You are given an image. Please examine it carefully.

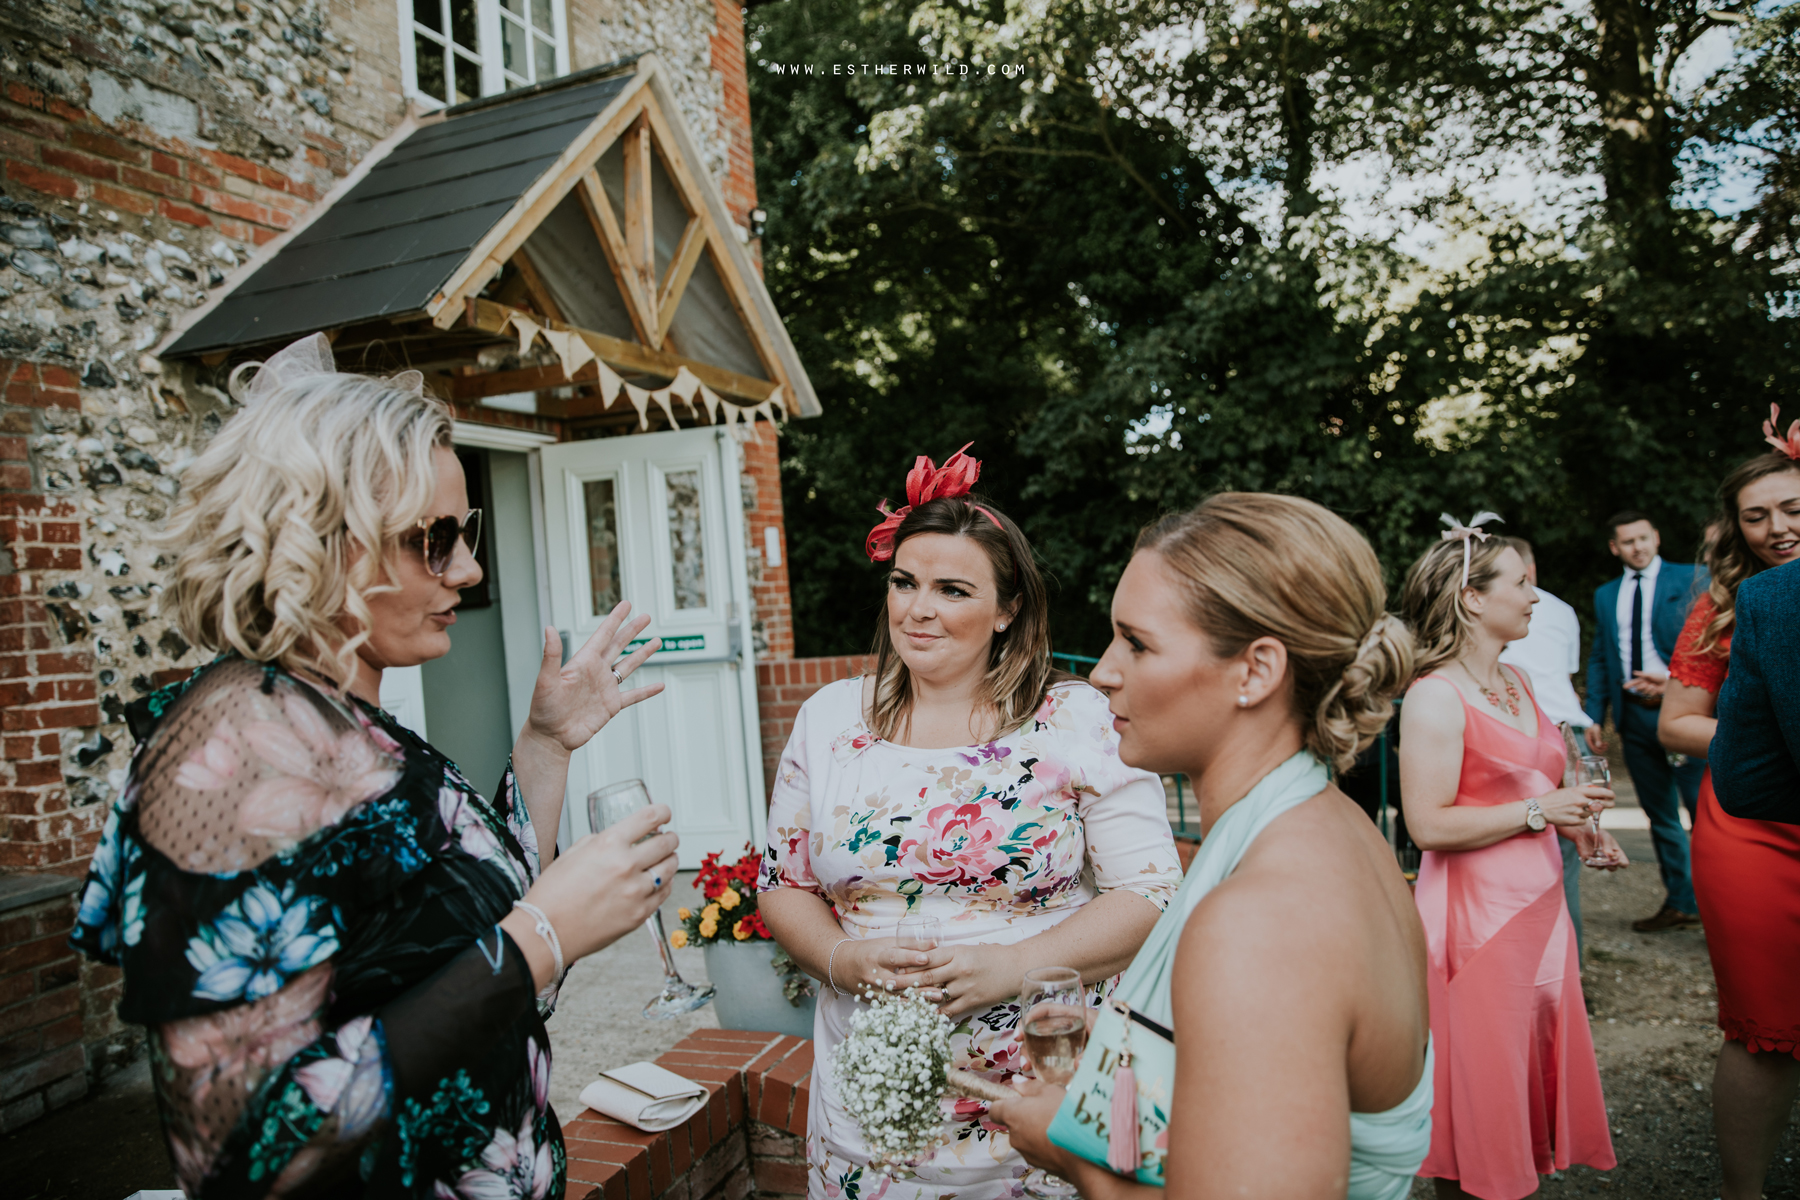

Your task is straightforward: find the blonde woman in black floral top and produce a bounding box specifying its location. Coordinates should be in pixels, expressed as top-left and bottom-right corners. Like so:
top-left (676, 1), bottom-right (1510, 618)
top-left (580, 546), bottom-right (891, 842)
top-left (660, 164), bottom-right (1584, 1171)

top-left (72, 335), bottom-right (674, 1198)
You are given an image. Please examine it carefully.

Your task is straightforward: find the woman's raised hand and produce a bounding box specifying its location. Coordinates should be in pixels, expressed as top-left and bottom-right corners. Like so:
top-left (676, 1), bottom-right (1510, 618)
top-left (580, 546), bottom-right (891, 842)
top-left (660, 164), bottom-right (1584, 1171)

top-left (515, 804), bottom-right (680, 972)
top-left (1539, 784), bottom-right (1613, 827)
top-left (524, 602), bottom-right (666, 756)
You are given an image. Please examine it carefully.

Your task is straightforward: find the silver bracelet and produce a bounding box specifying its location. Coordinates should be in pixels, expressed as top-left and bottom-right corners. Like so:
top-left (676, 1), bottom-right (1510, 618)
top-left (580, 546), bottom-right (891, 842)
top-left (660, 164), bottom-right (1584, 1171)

top-left (826, 937), bottom-right (853, 997)
top-left (512, 901), bottom-right (564, 1001)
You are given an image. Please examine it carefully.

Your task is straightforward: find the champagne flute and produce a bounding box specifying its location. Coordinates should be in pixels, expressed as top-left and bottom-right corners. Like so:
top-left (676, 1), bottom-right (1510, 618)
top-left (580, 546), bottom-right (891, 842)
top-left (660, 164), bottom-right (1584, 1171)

top-left (1578, 754), bottom-right (1611, 866)
top-left (1019, 966), bottom-right (1087, 1199)
top-left (588, 779), bottom-right (716, 1019)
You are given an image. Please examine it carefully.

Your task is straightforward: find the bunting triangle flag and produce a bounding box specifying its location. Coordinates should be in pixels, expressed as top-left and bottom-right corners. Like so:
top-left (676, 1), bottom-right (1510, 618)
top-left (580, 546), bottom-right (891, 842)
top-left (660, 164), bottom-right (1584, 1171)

top-left (623, 383), bottom-right (652, 431)
top-left (668, 367), bottom-right (702, 404)
top-left (509, 314), bottom-right (542, 358)
top-left (651, 385), bottom-right (680, 429)
top-left (562, 332), bottom-right (597, 377)
top-left (765, 385), bottom-right (788, 418)
top-left (697, 385), bottom-right (723, 424)
top-left (595, 360), bottom-right (623, 408)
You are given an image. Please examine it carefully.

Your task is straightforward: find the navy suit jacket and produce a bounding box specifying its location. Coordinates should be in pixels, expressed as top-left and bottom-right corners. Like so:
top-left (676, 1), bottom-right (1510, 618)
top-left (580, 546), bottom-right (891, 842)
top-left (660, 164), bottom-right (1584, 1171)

top-left (1584, 561), bottom-right (1708, 727)
top-left (1711, 561), bottom-right (1800, 823)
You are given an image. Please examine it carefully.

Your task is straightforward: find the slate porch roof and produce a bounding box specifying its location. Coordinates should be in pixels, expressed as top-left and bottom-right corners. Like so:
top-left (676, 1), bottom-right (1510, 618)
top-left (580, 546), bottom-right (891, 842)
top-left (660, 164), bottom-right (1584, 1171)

top-left (165, 65), bottom-right (637, 357)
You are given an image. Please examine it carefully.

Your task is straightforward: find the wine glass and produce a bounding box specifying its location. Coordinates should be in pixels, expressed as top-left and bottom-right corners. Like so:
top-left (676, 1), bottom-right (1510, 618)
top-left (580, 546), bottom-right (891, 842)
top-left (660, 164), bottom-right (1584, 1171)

top-left (1578, 754), bottom-right (1610, 866)
top-left (587, 779), bottom-right (716, 1019)
top-left (1019, 966), bottom-right (1087, 1199)
top-left (897, 916), bottom-right (941, 953)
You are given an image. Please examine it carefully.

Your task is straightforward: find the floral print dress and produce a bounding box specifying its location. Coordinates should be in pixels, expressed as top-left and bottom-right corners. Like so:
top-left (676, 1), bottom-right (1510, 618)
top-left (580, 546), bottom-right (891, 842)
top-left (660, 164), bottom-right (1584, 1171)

top-left (71, 655), bottom-right (564, 1199)
top-left (760, 678), bottom-right (1182, 1200)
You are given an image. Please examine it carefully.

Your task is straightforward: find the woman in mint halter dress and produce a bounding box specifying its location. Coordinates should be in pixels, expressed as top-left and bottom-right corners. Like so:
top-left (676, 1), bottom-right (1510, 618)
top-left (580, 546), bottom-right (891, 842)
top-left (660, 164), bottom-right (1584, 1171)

top-left (993, 494), bottom-right (1434, 1199)
top-left (1399, 523), bottom-right (1624, 1200)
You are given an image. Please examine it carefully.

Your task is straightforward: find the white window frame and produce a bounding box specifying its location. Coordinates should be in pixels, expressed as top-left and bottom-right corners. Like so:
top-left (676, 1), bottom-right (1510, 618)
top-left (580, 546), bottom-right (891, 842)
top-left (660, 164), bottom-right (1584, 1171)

top-left (397, 0), bottom-right (571, 110)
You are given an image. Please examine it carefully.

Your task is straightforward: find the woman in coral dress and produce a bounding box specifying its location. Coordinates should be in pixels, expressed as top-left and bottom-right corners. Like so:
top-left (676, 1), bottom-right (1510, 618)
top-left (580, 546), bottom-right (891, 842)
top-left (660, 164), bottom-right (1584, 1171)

top-left (1400, 518), bottom-right (1623, 1199)
top-left (1658, 431), bottom-right (1800, 1200)
top-left (759, 447), bottom-right (1181, 1199)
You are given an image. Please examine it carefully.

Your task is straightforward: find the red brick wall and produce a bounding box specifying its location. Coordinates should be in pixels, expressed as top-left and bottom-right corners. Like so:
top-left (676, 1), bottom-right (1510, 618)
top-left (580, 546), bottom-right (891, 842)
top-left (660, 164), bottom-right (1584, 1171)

top-left (562, 1028), bottom-right (810, 1200)
top-left (709, 0), bottom-right (759, 231)
top-left (742, 434), bottom-right (793, 662)
top-left (754, 657), bottom-right (870, 799)
top-left (0, 890), bottom-right (94, 1132)
top-left (2, 78), bottom-right (339, 246)
top-left (0, 362), bottom-right (98, 877)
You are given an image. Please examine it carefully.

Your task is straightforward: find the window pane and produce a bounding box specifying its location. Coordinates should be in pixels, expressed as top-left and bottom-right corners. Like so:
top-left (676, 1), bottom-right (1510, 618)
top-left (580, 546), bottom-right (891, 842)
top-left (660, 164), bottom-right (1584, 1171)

top-left (451, 50), bottom-right (478, 104)
top-left (413, 0), bottom-right (442, 32)
top-left (450, 0), bottom-right (478, 51)
top-left (502, 0), bottom-right (523, 13)
top-left (501, 16), bottom-right (524, 74)
top-left (530, 0), bottom-right (552, 32)
top-left (583, 479), bottom-right (622, 617)
top-left (414, 33), bottom-right (447, 103)
top-left (534, 34), bottom-right (555, 82)
top-left (666, 470), bottom-right (707, 610)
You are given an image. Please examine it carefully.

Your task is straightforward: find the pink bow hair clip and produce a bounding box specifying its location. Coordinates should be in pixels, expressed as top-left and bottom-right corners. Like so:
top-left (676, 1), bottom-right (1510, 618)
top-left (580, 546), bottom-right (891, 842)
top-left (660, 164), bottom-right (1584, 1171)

top-left (1440, 510), bottom-right (1503, 589)
top-left (226, 331), bottom-right (425, 409)
top-left (1764, 404), bottom-right (1800, 461)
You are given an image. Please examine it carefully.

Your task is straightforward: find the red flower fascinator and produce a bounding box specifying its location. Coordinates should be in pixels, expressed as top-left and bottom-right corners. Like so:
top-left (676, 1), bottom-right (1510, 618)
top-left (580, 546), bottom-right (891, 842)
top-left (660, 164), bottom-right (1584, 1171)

top-left (865, 442), bottom-right (1002, 561)
top-left (1764, 404), bottom-right (1800, 461)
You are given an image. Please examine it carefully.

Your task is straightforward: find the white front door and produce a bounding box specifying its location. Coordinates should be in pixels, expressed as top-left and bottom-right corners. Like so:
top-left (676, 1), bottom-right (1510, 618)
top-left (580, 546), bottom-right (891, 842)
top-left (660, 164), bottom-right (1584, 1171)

top-left (539, 426), bottom-right (762, 860)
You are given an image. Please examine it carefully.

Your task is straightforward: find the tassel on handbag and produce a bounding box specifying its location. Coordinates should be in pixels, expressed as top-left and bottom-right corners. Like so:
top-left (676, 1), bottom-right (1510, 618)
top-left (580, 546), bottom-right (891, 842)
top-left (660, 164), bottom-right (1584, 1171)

top-left (1106, 1044), bottom-right (1138, 1173)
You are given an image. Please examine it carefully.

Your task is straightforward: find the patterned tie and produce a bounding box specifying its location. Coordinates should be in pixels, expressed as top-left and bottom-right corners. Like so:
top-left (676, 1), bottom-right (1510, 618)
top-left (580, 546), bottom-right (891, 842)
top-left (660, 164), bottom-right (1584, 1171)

top-left (1629, 571), bottom-right (1644, 677)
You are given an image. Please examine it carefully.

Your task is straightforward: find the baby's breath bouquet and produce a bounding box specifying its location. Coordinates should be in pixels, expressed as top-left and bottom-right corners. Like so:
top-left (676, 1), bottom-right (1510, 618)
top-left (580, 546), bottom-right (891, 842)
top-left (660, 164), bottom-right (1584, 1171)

top-left (832, 988), bottom-right (953, 1174)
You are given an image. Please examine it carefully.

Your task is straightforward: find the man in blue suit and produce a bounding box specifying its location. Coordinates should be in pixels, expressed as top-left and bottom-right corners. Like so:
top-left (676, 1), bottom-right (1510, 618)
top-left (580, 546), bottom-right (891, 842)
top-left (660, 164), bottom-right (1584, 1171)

top-left (1584, 510), bottom-right (1709, 931)
top-left (1712, 560), bottom-right (1800, 824)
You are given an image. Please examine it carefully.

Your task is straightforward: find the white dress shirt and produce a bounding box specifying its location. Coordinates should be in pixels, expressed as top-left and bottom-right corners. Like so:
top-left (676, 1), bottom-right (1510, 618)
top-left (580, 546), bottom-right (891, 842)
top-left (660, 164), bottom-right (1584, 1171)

top-left (1501, 586), bottom-right (1591, 728)
top-left (1613, 556), bottom-right (1670, 682)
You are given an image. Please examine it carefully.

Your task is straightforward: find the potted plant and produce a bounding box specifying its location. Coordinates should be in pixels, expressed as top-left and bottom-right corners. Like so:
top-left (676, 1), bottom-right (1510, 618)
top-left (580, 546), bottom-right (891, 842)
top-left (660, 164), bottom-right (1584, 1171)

top-left (670, 844), bottom-right (816, 1038)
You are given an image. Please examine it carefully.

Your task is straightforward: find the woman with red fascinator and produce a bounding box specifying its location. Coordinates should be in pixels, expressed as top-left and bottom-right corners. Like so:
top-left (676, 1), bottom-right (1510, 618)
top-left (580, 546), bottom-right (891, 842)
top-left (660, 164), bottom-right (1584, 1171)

top-left (758, 445), bottom-right (1182, 1199)
top-left (1658, 407), bottom-right (1800, 1200)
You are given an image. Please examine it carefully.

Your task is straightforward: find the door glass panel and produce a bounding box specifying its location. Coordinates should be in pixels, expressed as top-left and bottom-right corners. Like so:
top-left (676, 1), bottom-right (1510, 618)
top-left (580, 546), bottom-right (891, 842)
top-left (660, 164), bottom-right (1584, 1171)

top-left (665, 470), bottom-right (707, 609)
top-left (583, 478), bottom-right (622, 616)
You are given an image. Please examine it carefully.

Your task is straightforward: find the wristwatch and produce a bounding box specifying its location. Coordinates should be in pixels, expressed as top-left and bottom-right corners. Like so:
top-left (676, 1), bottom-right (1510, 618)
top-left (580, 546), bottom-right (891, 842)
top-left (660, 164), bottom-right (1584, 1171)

top-left (1524, 796), bottom-right (1547, 832)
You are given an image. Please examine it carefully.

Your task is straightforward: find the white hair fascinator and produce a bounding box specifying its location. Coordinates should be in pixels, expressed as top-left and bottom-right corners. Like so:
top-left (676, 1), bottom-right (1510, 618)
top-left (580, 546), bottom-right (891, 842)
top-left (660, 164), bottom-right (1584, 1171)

top-left (226, 331), bottom-right (425, 406)
top-left (1439, 511), bottom-right (1503, 589)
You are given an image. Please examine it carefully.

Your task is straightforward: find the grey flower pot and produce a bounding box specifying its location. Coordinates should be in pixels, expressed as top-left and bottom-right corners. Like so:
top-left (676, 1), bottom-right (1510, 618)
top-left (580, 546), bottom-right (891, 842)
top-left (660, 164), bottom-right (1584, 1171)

top-left (702, 940), bottom-right (817, 1039)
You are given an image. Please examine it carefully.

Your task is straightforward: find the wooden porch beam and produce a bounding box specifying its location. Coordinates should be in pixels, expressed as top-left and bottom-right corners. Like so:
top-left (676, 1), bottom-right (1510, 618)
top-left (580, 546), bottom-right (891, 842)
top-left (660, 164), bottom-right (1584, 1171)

top-left (460, 298), bottom-right (778, 404)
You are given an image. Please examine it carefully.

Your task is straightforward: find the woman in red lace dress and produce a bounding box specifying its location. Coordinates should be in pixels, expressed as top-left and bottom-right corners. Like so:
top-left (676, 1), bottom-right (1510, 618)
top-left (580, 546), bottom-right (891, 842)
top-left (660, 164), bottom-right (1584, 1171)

top-left (1659, 430), bottom-right (1800, 1200)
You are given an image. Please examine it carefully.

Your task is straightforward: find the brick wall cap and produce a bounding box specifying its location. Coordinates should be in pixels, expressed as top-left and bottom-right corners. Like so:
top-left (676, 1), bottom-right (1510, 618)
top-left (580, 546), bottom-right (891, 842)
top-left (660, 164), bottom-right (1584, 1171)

top-left (0, 872), bottom-right (81, 915)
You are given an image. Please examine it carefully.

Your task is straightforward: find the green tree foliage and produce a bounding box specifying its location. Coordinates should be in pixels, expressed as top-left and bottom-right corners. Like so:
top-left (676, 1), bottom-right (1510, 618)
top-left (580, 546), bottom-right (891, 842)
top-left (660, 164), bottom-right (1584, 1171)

top-left (749, 0), bottom-right (1799, 658)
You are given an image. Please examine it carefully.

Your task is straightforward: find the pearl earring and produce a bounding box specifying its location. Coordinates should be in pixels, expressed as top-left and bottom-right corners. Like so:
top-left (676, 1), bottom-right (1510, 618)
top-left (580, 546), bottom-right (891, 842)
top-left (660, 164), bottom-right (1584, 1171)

top-left (1238, 695), bottom-right (1248, 707)
top-left (997, 623), bottom-right (1007, 631)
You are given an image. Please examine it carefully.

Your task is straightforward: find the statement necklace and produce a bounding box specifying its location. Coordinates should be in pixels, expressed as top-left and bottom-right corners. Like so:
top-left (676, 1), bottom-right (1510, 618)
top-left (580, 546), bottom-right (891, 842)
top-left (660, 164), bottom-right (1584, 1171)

top-left (1469, 667), bottom-right (1521, 717)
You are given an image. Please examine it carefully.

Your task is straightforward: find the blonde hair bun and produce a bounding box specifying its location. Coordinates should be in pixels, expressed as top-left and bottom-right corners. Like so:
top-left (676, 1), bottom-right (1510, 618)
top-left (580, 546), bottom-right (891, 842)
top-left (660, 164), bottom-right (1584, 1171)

top-left (1137, 493), bottom-right (1416, 773)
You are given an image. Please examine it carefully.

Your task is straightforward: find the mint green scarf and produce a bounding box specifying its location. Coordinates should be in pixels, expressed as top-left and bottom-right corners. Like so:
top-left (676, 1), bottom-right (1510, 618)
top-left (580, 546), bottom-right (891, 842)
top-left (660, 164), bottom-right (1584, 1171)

top-left (1117, 751), bottom-right (1432, 1200)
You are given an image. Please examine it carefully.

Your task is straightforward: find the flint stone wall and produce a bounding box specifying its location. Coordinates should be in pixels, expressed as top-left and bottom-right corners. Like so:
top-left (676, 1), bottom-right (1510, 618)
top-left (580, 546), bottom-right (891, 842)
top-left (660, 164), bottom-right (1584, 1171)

top-left (0, 0), bottom-right (758, 1131)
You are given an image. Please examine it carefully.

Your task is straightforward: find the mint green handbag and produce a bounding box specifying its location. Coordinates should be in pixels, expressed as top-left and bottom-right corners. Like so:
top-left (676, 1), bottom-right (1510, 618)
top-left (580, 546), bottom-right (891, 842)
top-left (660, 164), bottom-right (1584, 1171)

top-left (1044, 996), bottom-right (1176, 1184)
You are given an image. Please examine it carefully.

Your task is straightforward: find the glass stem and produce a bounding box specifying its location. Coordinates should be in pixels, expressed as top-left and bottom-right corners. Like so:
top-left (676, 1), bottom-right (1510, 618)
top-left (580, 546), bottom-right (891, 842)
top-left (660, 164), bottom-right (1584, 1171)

top-left (646, 910), bottom-right (683, 982)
